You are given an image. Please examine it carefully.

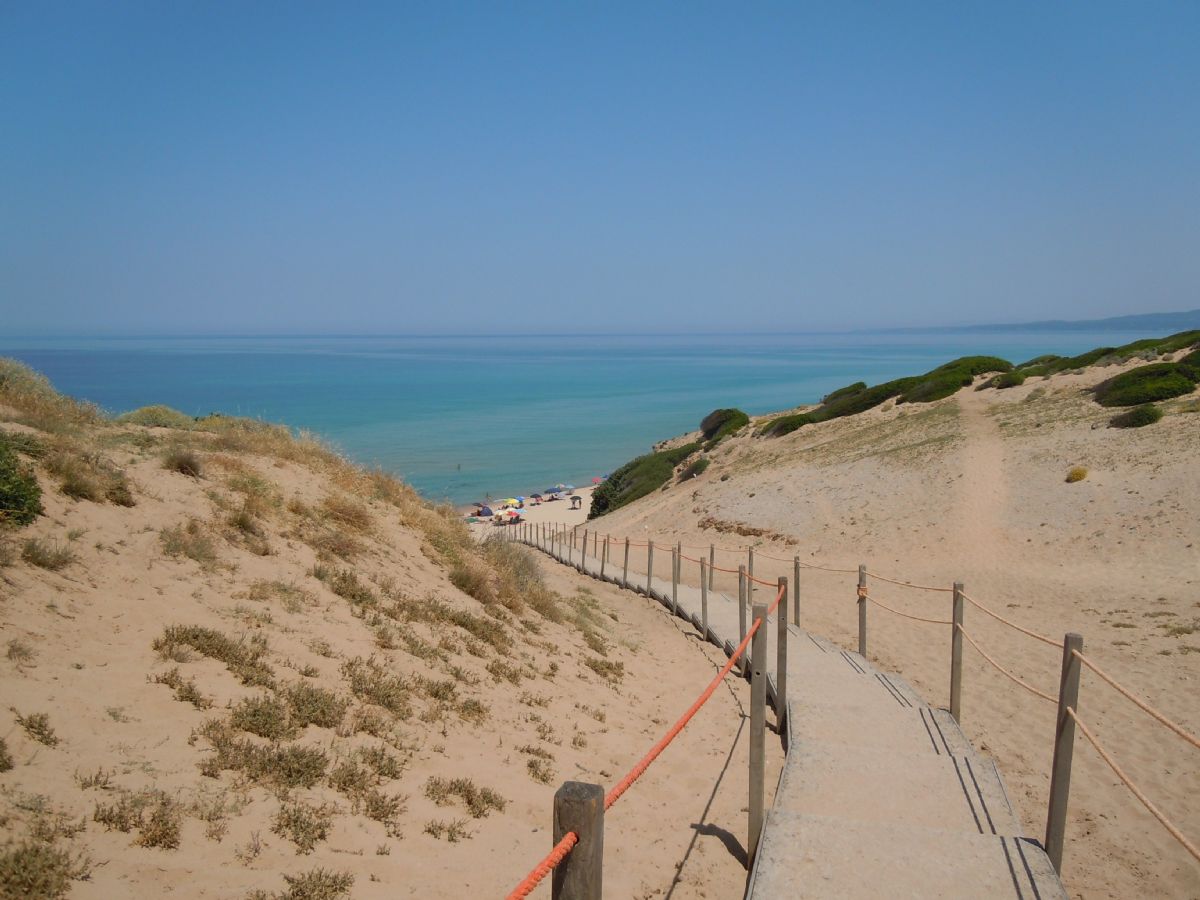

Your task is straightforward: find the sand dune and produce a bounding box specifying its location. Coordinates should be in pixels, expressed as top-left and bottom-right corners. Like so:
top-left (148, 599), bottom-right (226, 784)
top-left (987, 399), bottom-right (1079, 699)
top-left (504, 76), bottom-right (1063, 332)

top-left (0, 378), bottom-right (779, 899)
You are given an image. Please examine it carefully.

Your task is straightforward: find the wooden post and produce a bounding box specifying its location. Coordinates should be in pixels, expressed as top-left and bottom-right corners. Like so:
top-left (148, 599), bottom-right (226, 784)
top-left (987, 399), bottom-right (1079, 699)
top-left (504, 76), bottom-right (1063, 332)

top-left (776, 577), bottom-right (788, 727)
top-left (748, 602), bottom-right (768, 863)
top-left (581, 530), bottom-right (588, 566)
top-left (700, 559), bottom-right (709, 641)
top-left (748, 547), bottom-right (754, 605)
top-left (1045, 633), bottom-right (1084, 874)
top-left (622, 538), bottom-right (630, 589)
top-left (552, 781), bottom-right (604, 900)
top-left (738, 565), bottom-right (748, 676)
top-left (600, 535), bottom-right (607, 579)
top-left (671, 543), bottom-right (679, 615)
top-left (791, 558), bottom-right (800, 628)
top-left (646, 542), bottom-right (654, 593)
top-left (593, 531), bottom-right (598, 557)
top-left (857, 564), bottom-right (868, 658)
top-left (950, 582), bottom-right (965, 722)
top-left (708, 544), bottom-right (715, 591)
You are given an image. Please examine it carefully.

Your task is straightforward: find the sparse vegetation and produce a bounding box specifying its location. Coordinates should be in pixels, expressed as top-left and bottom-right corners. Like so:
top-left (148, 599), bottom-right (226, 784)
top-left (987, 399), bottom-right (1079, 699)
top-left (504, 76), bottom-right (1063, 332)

top-left (230, 694), bottom-right (296, 740)
top-left (20, 539), bottom-right (75, 571)
top-left (246, 869), bottom-right (353, 900)
top-left (679, 457), bottom-right (710, 481)
top-left (0, 737), bottom-right (12, 772)
top-left (1065, 466), bottom-right (1089, 484)
top-left (93, 790), bottom-right (182, 849)
top-left (43, 444), bottom-right (133, 506)
top-left (163, 447), bottom-right (203, 477)
top-left (341, 656), bottom-right (413, 718)
top-left (13, 711), bottom-right (59, 747)
top-left (194, 720), bottom-right (328, 788)
top-left (423, 777), bottom-right (506, 818)
top-left (526, 757), bottom-right (555, 784)
top-left (584, 656), bottom-right (625, 683)
top-left (424, 818), bottom-right (469, 842)
top-left (272, 800), bottom-right (336, 854)
top-left (152, 667), bottom-right (213, 709)
top-left (154, 625), bottom-right (275, 687)
top-left (285, 683), bottom-right (348, 730)
top-left (160, 519), bottom-right (219, 567)
top-left (7, 638), bottom-right (36, 667)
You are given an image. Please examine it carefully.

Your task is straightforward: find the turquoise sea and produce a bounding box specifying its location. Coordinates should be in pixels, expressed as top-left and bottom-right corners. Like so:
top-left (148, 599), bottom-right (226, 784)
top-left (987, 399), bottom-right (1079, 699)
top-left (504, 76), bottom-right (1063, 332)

top-left (0, 331), bottom-right (1150, 505)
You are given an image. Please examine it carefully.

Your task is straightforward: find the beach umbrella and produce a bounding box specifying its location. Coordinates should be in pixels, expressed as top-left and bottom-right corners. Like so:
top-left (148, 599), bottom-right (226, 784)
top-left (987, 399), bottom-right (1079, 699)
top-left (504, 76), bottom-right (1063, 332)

top-left (479, 506), bottom-right (493, 516)
top-left (530, 493), bottom-right (543, 499)
top-left (516, 496), bottom-right (525, 502)
top-left (591, 477), bottom-right (601, 484)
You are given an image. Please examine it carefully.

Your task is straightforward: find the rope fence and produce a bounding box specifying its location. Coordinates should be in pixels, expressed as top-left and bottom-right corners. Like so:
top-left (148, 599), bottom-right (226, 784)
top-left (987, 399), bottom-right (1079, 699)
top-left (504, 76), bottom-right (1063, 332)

top-left (956, 625), bottom-right (1057, 704)
top-left (1073, 650), bottom-right (1200, 751)
top-left (1067, 708), bottom-right (1200, 864)
top-left (516, 521), bottom-right (1200, 892)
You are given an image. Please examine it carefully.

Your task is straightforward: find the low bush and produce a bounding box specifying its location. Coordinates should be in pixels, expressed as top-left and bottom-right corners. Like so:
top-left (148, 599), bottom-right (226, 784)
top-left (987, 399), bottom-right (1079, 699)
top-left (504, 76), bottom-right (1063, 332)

top-left (588, 442), bottom-right (699, 517)
top-left (43, 446), bottom-right (134, 506)
top-left (272, 801), bottom-right (336, 854)
top-left (1094, 363), bottom-right (1196, 407)
top-left (160, 520), bottom-right (219, 567)
top-left (285, 683), bottom-right (348, 730)
top-left (230, 694), bottom-right (296, 741)
top-left (995, 371), bottom-right (1026, 389)
top-left (1065, 466), bottom-right (1088, 483)
top-left (822, 381), bottom-right (866, 404)
top-left (0, 441), bottom-right (43, 527)
top-left (678, 457), bottom-right (710, 481)
top-left (1110, 404), bottom-right (1163, 429)
top-left (246, 869), bottom-right (353, 900)
top-left (699, 408), bottom-right (749, 447)
top-left (0, 841), bottom-right (78, 899)
top-left (117, 405), bottom-right (195, 428)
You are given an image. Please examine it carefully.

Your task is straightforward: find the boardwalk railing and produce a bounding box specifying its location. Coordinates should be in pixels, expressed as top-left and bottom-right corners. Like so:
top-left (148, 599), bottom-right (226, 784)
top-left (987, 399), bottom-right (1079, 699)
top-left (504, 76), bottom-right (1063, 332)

top-left (502, 520), bottom-right (1199, 895)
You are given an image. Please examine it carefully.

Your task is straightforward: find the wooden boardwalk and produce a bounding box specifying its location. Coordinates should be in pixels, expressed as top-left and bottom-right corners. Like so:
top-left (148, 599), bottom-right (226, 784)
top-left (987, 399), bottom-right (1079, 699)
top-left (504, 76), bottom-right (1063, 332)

top-left (518, 530), bottom-right (1068, 899)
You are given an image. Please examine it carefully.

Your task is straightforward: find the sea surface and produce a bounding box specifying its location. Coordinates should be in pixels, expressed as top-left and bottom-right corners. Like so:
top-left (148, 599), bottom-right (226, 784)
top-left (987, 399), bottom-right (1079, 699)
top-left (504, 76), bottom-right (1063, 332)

top-left (0, 330), bottom-right (1151, 504)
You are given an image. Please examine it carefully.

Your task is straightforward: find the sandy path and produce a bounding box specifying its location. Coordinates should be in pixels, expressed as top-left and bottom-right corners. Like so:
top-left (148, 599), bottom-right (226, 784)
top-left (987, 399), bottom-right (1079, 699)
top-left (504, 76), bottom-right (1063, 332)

top-left (954, 391), bottom-right (1009, 563)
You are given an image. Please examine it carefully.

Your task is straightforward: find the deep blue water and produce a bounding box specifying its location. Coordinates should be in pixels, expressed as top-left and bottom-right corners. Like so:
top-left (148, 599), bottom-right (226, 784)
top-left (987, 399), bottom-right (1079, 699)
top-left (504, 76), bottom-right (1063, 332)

top-left (0, 331), bottom-right (1149, 504)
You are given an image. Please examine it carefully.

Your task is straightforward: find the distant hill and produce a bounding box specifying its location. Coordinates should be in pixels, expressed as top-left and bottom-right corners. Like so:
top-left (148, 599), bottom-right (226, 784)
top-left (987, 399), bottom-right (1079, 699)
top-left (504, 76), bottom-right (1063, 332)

top-left (890, 308), bottom-right (1200, 334)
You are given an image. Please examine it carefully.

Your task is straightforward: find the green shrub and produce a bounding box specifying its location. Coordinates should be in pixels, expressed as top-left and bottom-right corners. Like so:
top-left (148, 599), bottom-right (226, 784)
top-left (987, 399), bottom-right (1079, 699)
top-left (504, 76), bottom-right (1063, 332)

top-left (994, 371), bottom-right (1026, 389)
top-left (0, 442), bottom-right (42, 527)
top-left (1177, 348), bottom-right (1200, 379)
top-left (1065, 466), bottom-right (1088, 483)
top-left (1094, 363), bottom-right (1196, 407)
top-left (230, 694), bottom-right (296, 741)
top-left (588, 442), bottom-right (699, 518)
top-left (679, 458), bottom-right (710, 480)
top-left (117, 406), bottom-right (195, 428)
top-left (698, 408), bottom-right (749, 445)
top-left (761, 412), bottom-right (816, 437)
top-left (246, 869), bottom-right (353, 900)
top-left (822, 381), bottom-right (866, 404)
top-left (1110, 404), bottom-right (1163, 429)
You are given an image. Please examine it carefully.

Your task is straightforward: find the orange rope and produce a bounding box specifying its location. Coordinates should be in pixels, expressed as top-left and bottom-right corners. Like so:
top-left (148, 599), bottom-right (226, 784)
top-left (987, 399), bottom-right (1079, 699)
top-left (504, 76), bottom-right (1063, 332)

top-left (957, 626), bottom-right (1056, 704)
top-left (1073, 651), bottom-right (1200, 751)
top-left (1067, 708), bottom-right (1200, 863)
top-left (505, 832), bottom-right (579, 899)
top-left (867, 596), bottom-right (952, 626)
top-left (865, 570), bottom-right (953, 592)
top-left (961, 593), bottom-right (1058, 648)
top-left (605, 614), bottom-right (762, 809)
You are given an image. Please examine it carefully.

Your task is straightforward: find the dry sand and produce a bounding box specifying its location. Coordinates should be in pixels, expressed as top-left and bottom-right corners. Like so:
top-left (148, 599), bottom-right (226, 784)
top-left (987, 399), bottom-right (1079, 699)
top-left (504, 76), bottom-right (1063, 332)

top-left (588, 356), bottom-right (1200, 899)
top-left (0, 420), bottom-right (780, 898)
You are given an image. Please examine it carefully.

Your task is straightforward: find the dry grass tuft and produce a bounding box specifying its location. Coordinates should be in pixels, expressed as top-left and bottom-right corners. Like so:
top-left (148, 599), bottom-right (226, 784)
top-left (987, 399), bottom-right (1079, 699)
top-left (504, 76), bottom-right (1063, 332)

top-left (163, 448), bottom-right (203, 478)
top-left (93, 790), bottom-right (183, 849)
top-left (152, 667), bottom-right (213, 709)
top-left (20, 538), bottom-right (75, 571)
top-left (423, 777), bottom-right (506, 818)
top-left (340, 656), bottom-right (412, 719)
top-left (160, 519), bottom-right (219, 568)
top-left (1065, 466), bottom-right (1089, 483)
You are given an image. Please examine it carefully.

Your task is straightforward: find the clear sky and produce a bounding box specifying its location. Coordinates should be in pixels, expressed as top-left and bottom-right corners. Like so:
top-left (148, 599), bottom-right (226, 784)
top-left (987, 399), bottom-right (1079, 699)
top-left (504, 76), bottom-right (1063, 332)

top-left (2, 2), bottom-right (1197, 334)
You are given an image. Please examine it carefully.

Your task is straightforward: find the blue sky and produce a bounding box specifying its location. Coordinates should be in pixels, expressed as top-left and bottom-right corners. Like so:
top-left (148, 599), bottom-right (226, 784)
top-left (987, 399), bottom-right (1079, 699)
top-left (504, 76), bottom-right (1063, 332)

top-left (2, 2), bottom-right (1197, 334)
